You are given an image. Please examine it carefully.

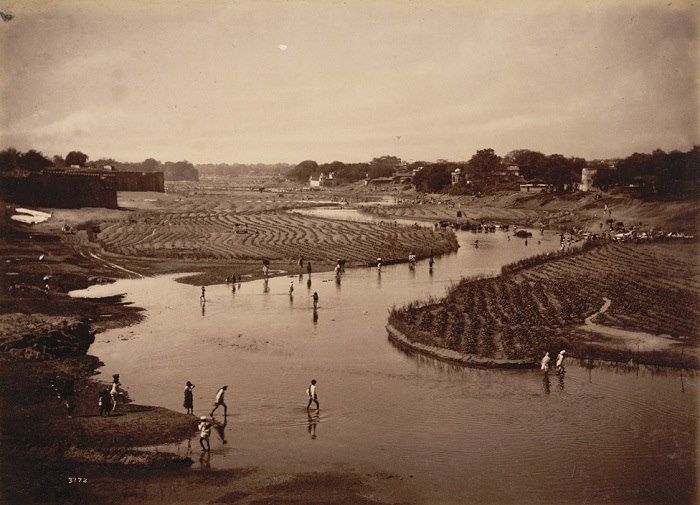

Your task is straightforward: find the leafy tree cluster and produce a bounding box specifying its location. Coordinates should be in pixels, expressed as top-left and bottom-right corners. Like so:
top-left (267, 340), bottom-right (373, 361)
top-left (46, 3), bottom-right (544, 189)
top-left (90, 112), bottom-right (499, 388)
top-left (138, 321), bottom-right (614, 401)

top-left (593, 147), bottom-right (698, 195)
top-left (0, 148), bottom-right (54, 173)
top-left (91, 157), bottom-right (198, 181)
top-left (503, 149), bottom-right (586, 191)
top-left (288, 156), bottom-right (403, 183)
top-left (413, 163), bottom-right (459, 193)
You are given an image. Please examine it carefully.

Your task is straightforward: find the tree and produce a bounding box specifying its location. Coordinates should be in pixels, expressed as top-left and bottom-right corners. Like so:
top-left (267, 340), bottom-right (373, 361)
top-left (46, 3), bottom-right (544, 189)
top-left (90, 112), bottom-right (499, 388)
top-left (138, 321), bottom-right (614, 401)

top-left (370, 155), bottom-right (402, 168)
top-left (19, 149), bottom-right (53, 171)
top-left (0, 148), bottom-right (21, 173)
top-left (141, 158), bottom-right (161, 172)
top-left (413, 164), bottom-right (452, 193)
top-left (52, 155), bottom-right (66, 168)
top-left (288, 160), bottom-right (319, 181)
top-left (65, 151), bottom-right (89, 167)
top-left (504, 149), bottom-right (548, 181)
top-left (163, 160), bottom-right (198, 181)
top-left (467, 149), bottom-right (502, 187)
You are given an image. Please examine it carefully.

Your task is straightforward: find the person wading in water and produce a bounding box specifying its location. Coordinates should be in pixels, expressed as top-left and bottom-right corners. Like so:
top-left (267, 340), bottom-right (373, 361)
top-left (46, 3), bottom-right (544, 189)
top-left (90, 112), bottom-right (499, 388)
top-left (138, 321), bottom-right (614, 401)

top-left (306, 379), bottom-right (319, 411)
top-left (210, 385), bottom-right (228, 417)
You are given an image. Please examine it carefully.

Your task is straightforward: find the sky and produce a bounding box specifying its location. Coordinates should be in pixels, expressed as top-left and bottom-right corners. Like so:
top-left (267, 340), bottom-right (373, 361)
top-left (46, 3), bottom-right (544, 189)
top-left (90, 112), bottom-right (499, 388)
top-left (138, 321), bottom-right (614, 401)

top-left (0, 0), bottom-right (697, 164)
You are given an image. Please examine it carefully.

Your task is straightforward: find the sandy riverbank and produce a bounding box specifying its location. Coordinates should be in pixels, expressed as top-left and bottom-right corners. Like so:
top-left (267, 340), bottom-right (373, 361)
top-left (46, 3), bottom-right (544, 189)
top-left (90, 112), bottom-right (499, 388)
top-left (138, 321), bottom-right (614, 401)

top-left (360, 191), bottom-right (699, 232)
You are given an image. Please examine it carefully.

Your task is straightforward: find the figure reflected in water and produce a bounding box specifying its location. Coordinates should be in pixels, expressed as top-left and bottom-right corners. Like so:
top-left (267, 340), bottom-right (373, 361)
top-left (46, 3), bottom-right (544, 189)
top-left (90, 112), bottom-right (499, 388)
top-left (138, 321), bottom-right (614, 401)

top-left (312, 308), bottom-right (318, 325)
top-left (213, 417), bottom-right (228, 445)
top-left (201, 302), bottom-right (206, 318)
top-left (307, 411), bottom-right (319, 440)
top-left (198, 448), bottom-right (211, 469)
top-left (542, 373), bottom-right (551, 395)
top-left (307, 277), bottom-right (312, 290)
top-left (335, 275), bottom-right (341, 289)
top-left (558, 369), bottom-right (566, 391)
top-left (263, 278), bottom-right (269, 293)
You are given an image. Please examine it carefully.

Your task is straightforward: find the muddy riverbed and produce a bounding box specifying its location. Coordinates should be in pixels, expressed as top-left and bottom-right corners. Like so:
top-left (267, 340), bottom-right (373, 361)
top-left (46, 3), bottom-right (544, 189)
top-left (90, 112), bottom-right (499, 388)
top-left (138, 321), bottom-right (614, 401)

top-left (71, 211), bottom-right (696, 504)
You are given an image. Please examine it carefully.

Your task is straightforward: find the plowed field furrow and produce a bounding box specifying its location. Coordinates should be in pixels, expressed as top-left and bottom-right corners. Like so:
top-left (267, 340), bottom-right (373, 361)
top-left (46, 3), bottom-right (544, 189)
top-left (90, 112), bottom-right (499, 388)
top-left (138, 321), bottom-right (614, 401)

top-left (394, 242), bottom-right (699, 362)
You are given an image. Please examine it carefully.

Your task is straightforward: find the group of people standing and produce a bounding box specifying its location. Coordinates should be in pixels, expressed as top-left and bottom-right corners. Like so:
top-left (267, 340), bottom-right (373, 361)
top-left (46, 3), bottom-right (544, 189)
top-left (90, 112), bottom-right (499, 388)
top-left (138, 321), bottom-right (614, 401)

top-left (188, 381), bottom-right (319, 452)
top-left (540, 350), bottom-right (567, 374)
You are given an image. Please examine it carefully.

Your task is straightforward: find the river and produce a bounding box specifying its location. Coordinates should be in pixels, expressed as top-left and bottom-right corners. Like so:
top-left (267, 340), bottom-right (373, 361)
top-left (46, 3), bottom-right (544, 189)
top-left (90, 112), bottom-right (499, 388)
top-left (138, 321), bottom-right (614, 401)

top-left (71, 207), bottom-right (696, 504)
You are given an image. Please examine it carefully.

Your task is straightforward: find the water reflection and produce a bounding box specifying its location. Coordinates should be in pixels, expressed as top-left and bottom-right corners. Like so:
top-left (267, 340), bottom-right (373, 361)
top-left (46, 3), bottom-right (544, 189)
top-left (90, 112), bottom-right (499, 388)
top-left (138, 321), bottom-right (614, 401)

top-left (201, 301), bottom-right (206, 318)
top-left (77, 217), bottom-right (695, 505)
top-left (198, 450), bottom-right (211, 470)
top-left (542, 373), bottom-right (551, 395)
top-left (312, 308), bottom-right (318, 325)
top-left (557, 369), bottom-right (566, 391)
top-left (213, 417), bottom-right (228, 445)
top-left (307, 411), bottom-right (319, 440)
top-left (263, 278), bottom-right (269, 293)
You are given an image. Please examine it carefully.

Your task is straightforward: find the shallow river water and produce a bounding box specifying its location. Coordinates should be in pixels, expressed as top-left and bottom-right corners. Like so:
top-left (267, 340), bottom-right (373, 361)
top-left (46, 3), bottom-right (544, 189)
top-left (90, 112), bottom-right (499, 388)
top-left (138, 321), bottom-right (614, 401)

top-left (71, 208), bottom-right (696, 504)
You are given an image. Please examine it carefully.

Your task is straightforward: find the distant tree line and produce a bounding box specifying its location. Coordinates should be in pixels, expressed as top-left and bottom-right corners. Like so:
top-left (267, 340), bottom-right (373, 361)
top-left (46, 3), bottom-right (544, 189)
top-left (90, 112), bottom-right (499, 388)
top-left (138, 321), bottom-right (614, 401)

top-left (0, 148), bottom-right (199, 181)
top-left (288, 156), bottom-right (404, 183)
top-left (197, 163), bottom-right (293, 178)
top-left (592, 147), bottom-right (698, 195)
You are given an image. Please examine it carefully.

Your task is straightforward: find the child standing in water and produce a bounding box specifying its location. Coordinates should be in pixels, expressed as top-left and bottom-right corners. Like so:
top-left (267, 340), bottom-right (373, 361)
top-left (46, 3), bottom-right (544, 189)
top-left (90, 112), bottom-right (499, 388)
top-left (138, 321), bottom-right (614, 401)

top-left (311, 291), bottom-right (319, 309)
top-left (200, 286), bottom-right (206, 302)
top-left (540, 352), bottom-right (550, 373)
top-left (289, 280), bottom-right (294, 295)
top-left (198, 416), bottom-right (211, 452)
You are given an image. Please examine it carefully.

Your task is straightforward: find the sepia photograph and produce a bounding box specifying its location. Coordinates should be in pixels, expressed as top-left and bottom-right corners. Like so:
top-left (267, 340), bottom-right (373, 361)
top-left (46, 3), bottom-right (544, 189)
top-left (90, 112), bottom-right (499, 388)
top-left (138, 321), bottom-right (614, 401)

top-left (0, 1), bottom-right (697, 504)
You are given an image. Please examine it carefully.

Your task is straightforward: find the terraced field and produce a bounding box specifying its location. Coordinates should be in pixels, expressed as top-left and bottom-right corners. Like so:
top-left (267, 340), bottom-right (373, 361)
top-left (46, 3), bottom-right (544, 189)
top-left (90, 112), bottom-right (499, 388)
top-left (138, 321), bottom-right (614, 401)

top-left (390, 241), bottom-right (699, 367)
top-left (94, 207), bottom-right (458, 264)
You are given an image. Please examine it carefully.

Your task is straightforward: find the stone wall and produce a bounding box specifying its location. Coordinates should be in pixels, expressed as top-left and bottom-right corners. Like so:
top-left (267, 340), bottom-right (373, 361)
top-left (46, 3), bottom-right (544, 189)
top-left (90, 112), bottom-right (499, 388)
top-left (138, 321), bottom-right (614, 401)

top-left (113, 171), bottom-right (164, 192)
top-left (0, 173), bottom-right (118, 209)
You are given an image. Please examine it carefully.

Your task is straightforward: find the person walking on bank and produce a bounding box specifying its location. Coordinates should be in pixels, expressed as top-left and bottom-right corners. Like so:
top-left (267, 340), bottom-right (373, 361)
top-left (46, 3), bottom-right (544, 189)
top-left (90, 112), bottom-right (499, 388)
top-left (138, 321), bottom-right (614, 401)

top-left (210, 385), bottom-right (228, 417)
top-left (198, 416), bottom-right (211, 452)
top-left (306, 379), bottom-right (319, 411)
top-left (98, 388), bottom-right (112, 416)
top-left (556, 350), bottom-right (567, 372)
top-left (184, 381), bottom-right (195, 415)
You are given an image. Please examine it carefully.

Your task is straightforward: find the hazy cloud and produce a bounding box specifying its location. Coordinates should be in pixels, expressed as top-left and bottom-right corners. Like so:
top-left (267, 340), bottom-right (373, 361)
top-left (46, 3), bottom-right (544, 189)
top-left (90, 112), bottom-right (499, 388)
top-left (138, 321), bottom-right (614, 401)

top-left (0, 0), bottom-right (696, 163)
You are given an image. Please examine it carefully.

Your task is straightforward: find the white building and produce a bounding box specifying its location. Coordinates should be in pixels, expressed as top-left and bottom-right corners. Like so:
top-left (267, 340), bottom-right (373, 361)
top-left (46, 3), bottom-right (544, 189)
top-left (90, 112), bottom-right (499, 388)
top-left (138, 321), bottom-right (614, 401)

top-left (580, 167), bottom-right (597, 192)
top-left (309, 172), bottom-right (336, 188)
